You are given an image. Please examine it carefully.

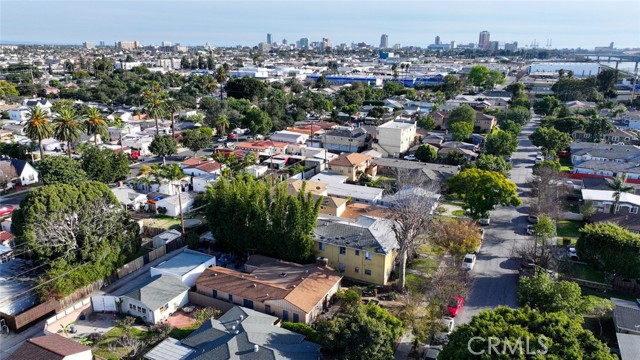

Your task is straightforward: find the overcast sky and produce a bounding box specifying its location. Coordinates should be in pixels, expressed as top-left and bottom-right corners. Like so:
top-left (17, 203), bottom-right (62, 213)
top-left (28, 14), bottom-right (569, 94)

top-left (1, 0), bottom-right (639, 49)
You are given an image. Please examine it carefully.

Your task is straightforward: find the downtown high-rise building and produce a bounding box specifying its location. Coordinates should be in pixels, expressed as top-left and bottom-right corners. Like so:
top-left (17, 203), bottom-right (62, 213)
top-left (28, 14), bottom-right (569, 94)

top-left (435, 35), bottom-right (441, 45)
top-left (479, 31), bottom-right (491, 50)
top-left (297, 37), bottom-right (309, 49)
top-left (380, 34), bottom-right (389, 48)
top-left (267, 33), bottom-right (272, 45)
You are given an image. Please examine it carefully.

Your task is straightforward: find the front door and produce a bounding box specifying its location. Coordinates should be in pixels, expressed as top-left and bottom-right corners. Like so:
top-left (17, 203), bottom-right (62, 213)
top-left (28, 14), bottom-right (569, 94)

top-left (283, 310), bottom-right (289, 321)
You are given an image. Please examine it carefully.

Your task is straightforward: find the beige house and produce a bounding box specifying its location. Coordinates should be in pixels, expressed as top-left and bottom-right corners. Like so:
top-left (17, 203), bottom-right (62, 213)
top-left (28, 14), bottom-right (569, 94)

top-left (375, 120), bottom-right (417, 156)
top-left (286, 179), bottom-right (348, 216)
top-left (195, 256), bottom-right (342, 324)
top-left (327, 153), bottom-right (376, 182)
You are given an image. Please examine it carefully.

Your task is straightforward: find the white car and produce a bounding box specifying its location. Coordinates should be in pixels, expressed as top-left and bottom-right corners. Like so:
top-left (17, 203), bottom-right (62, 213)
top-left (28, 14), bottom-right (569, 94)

top-left (433, 317), bottom-right (455, 345)
top-left (526, 225), bottom-right (536, 235)
top-left (462, 254), bottom-right (476, 270)
top-left (404, 154), bottom-right (416, 161)
top-left (568, 245), bottom-right (579, 260)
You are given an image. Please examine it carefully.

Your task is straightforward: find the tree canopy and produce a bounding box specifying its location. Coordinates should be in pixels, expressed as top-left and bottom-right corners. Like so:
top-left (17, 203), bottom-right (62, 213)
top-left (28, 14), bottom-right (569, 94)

top-left (577, 222), bottom-right (640, 279)
top-left (517, 269), bottom-right (585, 315)
top-left (80, 146), bottom-right (130, 183)
top-left (181, 127), bottom-right (212, 156)
top-left (467, 154), bottom-right (511, 177)
top-left (447, 168), bottom-right (521, 219)
top-left (432, 218), bottom-right (481, 258)
top-left (484, 130), bottom-right (518, 157)
top-left (439, 306), bottom-right (615, 360)
top-left (414, 144), bottom-right (438, 163)
top-left (37, 156), bottom-right (87, 185)
top-left (528, 126), bottom-right (572, 157)
top-left (149, 134), bottom-right (177, 165)
top-left (241, 107), bottom-right (273, 134)
top-left (225, 77), bottom-right (267, 101)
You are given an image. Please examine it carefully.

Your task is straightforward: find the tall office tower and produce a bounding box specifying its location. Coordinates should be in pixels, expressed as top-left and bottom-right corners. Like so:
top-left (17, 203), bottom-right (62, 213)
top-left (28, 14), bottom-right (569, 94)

top-left (479, 31), bottom-right (491, 50)
top-left (267, 33), bottom-right (272, 45)
top-left (450, 41), bottom-right (456, 49)
top-left (162, 41), bottom-right (172, 47)
top-left (83, 42), bottom-right (95, 49)
top-left (99, 41), bottom-right (105, 47)
top-left (298, 37), bottom-right (309, 49)
top-left (380, 34), bottom-right (389, 48)
top-left (435, 36), bottom-right (441, 45)
top-left (321, 38), bottom-right (332, 50)
top-left (282, 39), bottom-right (288, 45)
top-left (117, 41), bottom-right (137, 50)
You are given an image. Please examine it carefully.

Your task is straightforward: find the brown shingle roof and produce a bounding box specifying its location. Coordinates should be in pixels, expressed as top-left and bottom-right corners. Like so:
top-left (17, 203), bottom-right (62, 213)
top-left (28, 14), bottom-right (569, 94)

top-left (8, 334), bottom-right (91, 360)
top-left (329, 153), bottom-right (371, 167)
top-left (194, 161), bottom-right (222, 173)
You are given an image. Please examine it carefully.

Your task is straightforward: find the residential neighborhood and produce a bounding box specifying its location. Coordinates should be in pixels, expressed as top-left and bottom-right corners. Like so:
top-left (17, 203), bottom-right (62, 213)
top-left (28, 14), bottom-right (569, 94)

top-left (0, 6), bottom-right (639, 359)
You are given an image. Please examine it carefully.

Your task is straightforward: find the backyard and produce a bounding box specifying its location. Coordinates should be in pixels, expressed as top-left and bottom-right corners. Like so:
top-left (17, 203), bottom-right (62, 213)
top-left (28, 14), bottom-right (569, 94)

top-left (556, 220), bottom-right (582, 238)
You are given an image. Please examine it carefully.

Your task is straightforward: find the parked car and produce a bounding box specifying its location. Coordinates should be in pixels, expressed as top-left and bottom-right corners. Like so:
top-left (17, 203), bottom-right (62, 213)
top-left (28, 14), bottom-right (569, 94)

top-left (227, 133), bottom-right (238, 140)
top-left (478, 217), bottom-right (490, 226)
top-left (526, 225), bottom-right (536, 235)
top-left (422, 347), bottom-right (441, 360)
top-left (217, 136), bottom-right (227, 142)
top-left (447, 296), bottom-right (464, 317)
top-left (527, 214), bottom-right (539, 224)
top-left (462, 254), bottom-right (476, 270)
top-left (568, 245), bottom-right (579, 260)
top-left (404, 154), bottom-right (416, 161)
top-left (0, 205), bottom-right (14, 217)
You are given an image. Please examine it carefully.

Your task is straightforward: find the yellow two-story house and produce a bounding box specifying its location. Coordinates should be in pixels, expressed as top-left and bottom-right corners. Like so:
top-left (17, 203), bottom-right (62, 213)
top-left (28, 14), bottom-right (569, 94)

top-left (327, 153), bottom-right (377, 183)
top-left (313, 215), bottom-right (398, 285)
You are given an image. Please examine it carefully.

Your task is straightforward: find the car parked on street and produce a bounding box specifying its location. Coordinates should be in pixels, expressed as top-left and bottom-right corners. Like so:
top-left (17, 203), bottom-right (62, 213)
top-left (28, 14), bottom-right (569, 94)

top-left (0, 205), bottom-right (14, 217)
top-left (527, 214), bottom-right (539, 224)
top-left (432, 317), bottom-right (455, 345)
top-left (526, 225), bottom-right (536, 235)
top-left (568, 245), bottom-right (579, 260)
top-left (403, 154), bottom-right (416, 161)
top-left (447, 296), bottom-right (464, 317)
top-left (462, 254), bottom-right (476, 270)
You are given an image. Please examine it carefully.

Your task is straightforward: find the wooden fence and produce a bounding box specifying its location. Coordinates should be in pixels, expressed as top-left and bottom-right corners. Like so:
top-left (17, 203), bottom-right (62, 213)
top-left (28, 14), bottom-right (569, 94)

top-left (116, 257), bottom-right (145, 279)
top-left (148, 246), bottom-right (166, 263)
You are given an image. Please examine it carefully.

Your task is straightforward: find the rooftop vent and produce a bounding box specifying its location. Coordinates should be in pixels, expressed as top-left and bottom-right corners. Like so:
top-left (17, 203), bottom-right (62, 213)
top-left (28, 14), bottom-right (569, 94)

top-left (254, 345), bottom-right (259, 352)
top-left (252, 284), bottom-right (257, 287)
top-left (280, 273), bottom-right (287, 278)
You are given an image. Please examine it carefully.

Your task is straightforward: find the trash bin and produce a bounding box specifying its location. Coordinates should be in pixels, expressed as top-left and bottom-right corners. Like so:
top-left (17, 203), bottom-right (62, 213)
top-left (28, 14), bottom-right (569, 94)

top-left (70, 324), bottom-right (77, 334)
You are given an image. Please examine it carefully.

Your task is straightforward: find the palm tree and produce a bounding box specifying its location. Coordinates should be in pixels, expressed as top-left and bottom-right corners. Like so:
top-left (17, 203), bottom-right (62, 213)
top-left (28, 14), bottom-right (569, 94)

top-left (165, 98), bottom-right (181, 141)
top-left (608, 174), bottom-right (634, 214)
top-left (83, 107), bottom-right (107, 146)
top-left (144, 95), bottom-right (166, 135)
top-left (24, 107), bottom-right (53, 160)
top-left (215, 67), bottom-right (227, 101)
top-left (53, 108), bottom-right (82, 158)
top-left (159, 164), bottom-right (186, 237)
top-left (215, 114), bottom-right (230, 136)
top-left (112, 115), bottom-right (125, 153)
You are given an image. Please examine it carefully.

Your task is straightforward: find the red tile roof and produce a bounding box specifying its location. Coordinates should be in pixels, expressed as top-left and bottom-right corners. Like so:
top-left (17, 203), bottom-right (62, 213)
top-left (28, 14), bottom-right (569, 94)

top-left (8, 334), bottom-right (91, 360)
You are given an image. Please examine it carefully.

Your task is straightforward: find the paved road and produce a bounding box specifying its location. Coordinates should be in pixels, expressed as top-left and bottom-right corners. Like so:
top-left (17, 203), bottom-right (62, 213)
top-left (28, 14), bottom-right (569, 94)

top-left (456, 117), bottom-right (540, 324)
top-left (0, 190), bottom-right (32, 209)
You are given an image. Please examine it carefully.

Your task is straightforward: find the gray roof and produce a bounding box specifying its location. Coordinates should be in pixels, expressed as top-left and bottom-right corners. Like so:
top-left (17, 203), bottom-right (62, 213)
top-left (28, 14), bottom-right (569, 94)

top-left (590, 213), bottom-right (640, 232)
top-left (324, 128), bottom-right (366, 138)
top-left (314, 215), bottom-right (398, 254)
top-left (153, 250), bottom-right (215, 277)
top-left (175, 306), bottom-right (320, 360)
top-left (0, 259), bottom-right (38, 315)
top-left (121, 275), bottom-right (189, 311)
top-left (574, 159), bottom-right (640, 173)
top-left (153, 229), bottom-right (182, 243)
top-left (617, 333), bottom-right (640, 360)
top-left (371, 158), bottom-right (459, 181)
top-left (612, 297), bottom-right (640, 333)
top-left (145, 337), bottom-right (194, 360)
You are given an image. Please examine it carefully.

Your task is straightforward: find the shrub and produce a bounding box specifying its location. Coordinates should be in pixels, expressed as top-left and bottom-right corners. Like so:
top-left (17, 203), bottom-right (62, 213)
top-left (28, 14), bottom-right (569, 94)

top-left (281, 322), bottom-right (319, 342)
top-left (157, 206), bottom-right (168, 215)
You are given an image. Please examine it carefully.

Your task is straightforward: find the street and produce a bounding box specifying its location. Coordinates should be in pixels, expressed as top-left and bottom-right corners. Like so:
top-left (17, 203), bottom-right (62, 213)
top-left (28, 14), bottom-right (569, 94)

top-left (456, 117), bottom-right (539, 324)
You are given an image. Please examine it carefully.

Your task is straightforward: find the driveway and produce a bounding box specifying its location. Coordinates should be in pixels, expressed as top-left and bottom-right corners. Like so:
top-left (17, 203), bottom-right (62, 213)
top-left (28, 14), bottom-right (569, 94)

top-left (456, 117), bottom-right (540, 324)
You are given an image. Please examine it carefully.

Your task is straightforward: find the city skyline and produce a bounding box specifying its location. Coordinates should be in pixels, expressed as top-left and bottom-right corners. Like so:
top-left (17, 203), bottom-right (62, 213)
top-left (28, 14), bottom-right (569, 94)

top-left (1, 0), bottom-right (639, 49)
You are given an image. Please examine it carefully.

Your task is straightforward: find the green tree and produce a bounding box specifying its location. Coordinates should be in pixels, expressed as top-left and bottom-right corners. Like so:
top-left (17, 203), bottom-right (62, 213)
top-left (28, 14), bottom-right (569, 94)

top-left (241, 107), bottom-right (272, 134)
top-left (447, 168), bottom-right (522, 219)
top-left (226, 77), bottom-right (267, 101)
top-left (158, 164), bottom-right (187, 235)
top-left (466, 66), bottom-right (490, 86)
top-left (83, 106), bottom-right (108, 146)
top-left (25, 106), bottom-right (54, 160)
top-left (442, 74), bottom-right (464, 99)
top-left (446, 104), bottom-right (475, 129)
top-left (0, 80), bottom-right (19, 99)
top-left (144, 93), bottom-right (167, 135)
top-left (545, 115), bottom-right (587, 134)
top-left (498, 119), bottom-right (521, 136)
top-left (484, 130), bottom-right (518, 157)
top-left (165, 98), bottom-right (181, 140)
top-left (471, 154), bottom-right (511, 177)
top-left (315, 304), bottom-right (403, 360)
top-left (439, 306), bottom-right (615, 360)
top-left (485, 70), bottom-right (506, 89)
top-left (517, 269), bottom-right (585, 314)
top-left (533, 96), bottom-right (563, 116)
top-left (528, 126), bottom-right (572, 157)
top-left (608, 174), bottom-right (634, 214)
top-left (432, 218), bottom-right (482, 259)
top-left (36, 156), bottom-right (87, 185)
top-left (80, 146), bottom-right (130, 183)
top-left (450, 121), bottom-right (473, 141)
top-left (585, 116), bottom-right (615, 143)
top-left (149, 135), bottom-right (177, 166)
top-left (214, 114), bottom-right (230, 135)
top-left (596, 68), bottom-right (618, 98)
top-left (368, 106), bottom-right (386, 122)
top-left (181, 127), bottom-right (211, 156)
top-left (532, 160), bottom-right (561, 175)
top-left (417, 114), bottom-right (435, 130)
top-left (53, 107), bottom-right (82, 158)
top-left (0, 142), bottom-right (31, 161)
top-left (577, 223), bottom-right (640, 279)
top-left (11, 182), bottom-right (140, 299)
top-left (414, 144), bottom-right (438, 163)
top-left (497, 106), bottom-right (531, 126)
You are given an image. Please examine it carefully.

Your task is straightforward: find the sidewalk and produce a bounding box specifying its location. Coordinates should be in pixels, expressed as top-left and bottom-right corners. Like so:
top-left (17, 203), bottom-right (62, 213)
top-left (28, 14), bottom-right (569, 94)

top-left (394, 327), bottom-right (415, 360)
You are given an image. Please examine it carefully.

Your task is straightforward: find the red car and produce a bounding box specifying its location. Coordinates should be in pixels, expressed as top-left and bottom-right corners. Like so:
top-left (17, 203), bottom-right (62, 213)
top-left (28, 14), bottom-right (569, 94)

top-left (227, 133), bottom-right (238, 140)
top-left (447, 296), bottom-right (464, 317)
top-left (0, 205), bottom-right (14, 217)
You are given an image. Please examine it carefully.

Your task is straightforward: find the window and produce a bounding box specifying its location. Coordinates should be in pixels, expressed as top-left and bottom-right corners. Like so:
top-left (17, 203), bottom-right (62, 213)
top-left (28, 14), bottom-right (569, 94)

top-left (142, 308), bottom-right (146, 314)
top-left (265, 305), bottom-right (271, 314)
top-left (365, 251), bottom-right (372, 260)
top-left (631, 207), bottom-right (639, 214)
top-left (340, 247), bottom-right (346, 255)
top-left (159, 304), bottom-right (169, 312)
top-left (293, 313), bottom-right (300, 323)
top-left (212, 290), bottom-right (218, 298)
top-left (355, 249), bottom-right (360, 256)
top-left (243, 299), bottom-right (254, 309)
top-left (228, 294), bottom-right (233, 302)
top-left (355, 266), bottom-right (359, 273)
top-left (129, 304), bottom-right (134, 310)
top-left (137, 306), bottom-right (142, 312)
top-left (339, 263), bottom-right (346, 272)
top-left (319, 242), bottom-right (325, 251)
top-left (283, 310), bottom-right (289, 321)
top-left (365, 269), bottom-right (372, 276)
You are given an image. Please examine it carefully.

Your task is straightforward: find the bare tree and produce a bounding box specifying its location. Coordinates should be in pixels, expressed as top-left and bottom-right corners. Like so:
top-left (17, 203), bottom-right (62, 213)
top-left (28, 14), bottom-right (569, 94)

top-left (0, 162), bottom-right (17, 192)
top-left (530, 165), bottom-right (567, 220)
top-left (385, 169), bottom-right (440, 291)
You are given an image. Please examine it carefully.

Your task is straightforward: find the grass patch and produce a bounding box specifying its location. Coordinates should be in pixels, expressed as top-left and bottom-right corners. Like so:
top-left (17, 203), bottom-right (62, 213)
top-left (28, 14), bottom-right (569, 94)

top-left (568, 263), bottom-right (607, 283)
top-left (556, 220), bottom-right (582, 238)
top-left (405, 273), bottom-right (430, 294)
top-left (451, 209), bottom-right (465, 217)
top-left (559, 157), bottom-right (573, 171)
top-left (169, 325), bottom-right (198, 340)
top-left (145, 217), bottom-right (182, 230)
top-left (418, 243), bottom-right (446, 256)
top-left (93, 327), bottom-right (152, 360)
top-left (408, 258), bottom-right (439, 275)
top-left (581, 288), bottom-right (638, 302)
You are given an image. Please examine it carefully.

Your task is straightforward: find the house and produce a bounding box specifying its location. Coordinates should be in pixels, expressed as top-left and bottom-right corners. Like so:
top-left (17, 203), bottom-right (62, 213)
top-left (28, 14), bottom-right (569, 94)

top-left (22, 99), bottom-right (53, 115)
top-left (152, 229), bottom-right (182, 249)
top-left (143, 306), bottom-right (320, 360)
top-left (603, 128), bottom-right (638, 145)
top-left (300, 147), bottom-right (338, 172)
top-left (192, 173), bottom-right (219, 193)
top-left (7, 334), bottom-right (92, 360)
top-left (372, 158), bottom-right (459, 184)
top-left (182, 160), bottom-right (222, 177)
top-left (196, 256), bottom-right (342, 324)
top-left (155, 192), bottom-right (195, 217)
top-left (589, 213), bottom-right (640, 234)
top-left (474, 111), bottom-right (497, 132)
top-left (570, 144), bottom-right (640, 165)
top-left (111, 186), bottom-right (147, 211)
top-left (0, 159), bottom-right (39, 186)
top-left (313, 215), bottom-right (398, 285)
top-left (430, 110), bottom-right (451, 129)
top-left (322, 127), bottom-right (368, 153)
top-left (309, 172), bottom-right (384, 204)
top-left (236, 140), bottom-right (288, 156)
top-left (327, 153), bottom-right (376, 182)
top-left (624, 111), bottom-right (640, 130)
top-left (438, 147), bottom-right (478, 161)
top-left (375, 120), bottom-right (417, 156)
top-left (581, 189), bottom-right (640, 214)
top-left (245, 164), bottom-right (269, 178)
top-left (119, 275), bottom-right (189, 324)
top-left (107, 110), bottom-right (133, 122)
top-left (8, 107), bottom-right (30, 122)
top-left (287, 179), bottom-right (348, 217)
top-left (271, 130), bottom-right (309, 144)
top-left (572, 160), bottom-right (640, 181)
top-left (422, 133), bottom-right (445, 147)
top-left (150, 249), bottom-right (216, 287)
top-left (611, 297), bottom-right (640, 360)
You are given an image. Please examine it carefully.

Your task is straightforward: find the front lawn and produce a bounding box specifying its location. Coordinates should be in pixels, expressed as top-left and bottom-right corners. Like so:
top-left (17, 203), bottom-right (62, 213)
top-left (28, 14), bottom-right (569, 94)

top-left (556, 220), bottom-right (582, 238)
top-left (93, 327), bottom-right (153, 360)
top-left (169, 325), bottom-right (198, 340)
top-left (563, 262), bottom-right (607, 283)
top-left (404, 273), bottom-right (430, 294)
top-left (408, 258), bottom-right (439, 275)
top-left (417, 242), bottom-right (446, 256)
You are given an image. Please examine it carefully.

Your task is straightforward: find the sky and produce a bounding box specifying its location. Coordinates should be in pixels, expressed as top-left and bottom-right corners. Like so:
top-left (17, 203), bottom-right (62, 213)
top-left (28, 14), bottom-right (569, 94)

top-left (1, 0), bottom-right (639, 49)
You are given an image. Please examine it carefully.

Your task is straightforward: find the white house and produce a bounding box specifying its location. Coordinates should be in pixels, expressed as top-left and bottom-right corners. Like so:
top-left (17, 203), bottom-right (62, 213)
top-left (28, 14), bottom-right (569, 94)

top-left (150, 249), bottom-right (216, 287)
top-left (182, 161), bottom-right (222, 177)
top-left (111, 186), bottom-right (147, 211)
top-left (121, 134), bottom-right (154, 155)
top-left (152, 229), bottom-right (182, 249)
top-left (0, 159), bottom-right (39, 186)
top-left (245, 165), bottom-right (268, 178)
top-left (192, 173), bottom-right (219, 193)
top-left (119, 275), bottom-right (189, 324)
top-left (41, 138), bottom-right (63, 152)
top-left (107, 110), bottom-right (133, 122)
top-left (375, 120), bottom-right (417, 156)
top-left (155, 192), bottom-right (195, 217)
top-left (270, 130), bottom-right (309, 144)
top-left (581, 189), bottom-right (640, 214)
top-left (22, 99), bottom-right (53, 115)
top-left (8, 107), bottom-right (30, 122)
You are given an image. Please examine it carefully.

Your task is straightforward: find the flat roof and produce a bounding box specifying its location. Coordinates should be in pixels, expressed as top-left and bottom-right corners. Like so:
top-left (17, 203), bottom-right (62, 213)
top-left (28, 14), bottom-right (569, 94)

top-left (152, 250), bottom-right (215, 277)
top-left (617, 333), bottom-right (640, 360)
top-left (378, 120), bottom-right (415, 129)
top-left (0, 259), bottom-right (39, 315)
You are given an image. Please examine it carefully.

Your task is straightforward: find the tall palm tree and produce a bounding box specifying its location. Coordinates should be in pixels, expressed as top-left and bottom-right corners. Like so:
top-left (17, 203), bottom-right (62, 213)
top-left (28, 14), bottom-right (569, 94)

top-left (159, 164), bottom-right (186, 237)
top-left (215, 114), bottom-right (230, 136)
top-left (111, 115), bottom-right (125, 153)
top-left (83, 106), bottom-right (108, 146)
top-left (24, 107), bottom-right (53, 160)
top-left (53, 108), bottom-right (82, 158)
top-left (608, 174), bottom-right (634, 214)
top-left (144, 95), bottom-right (166, 135)
top-left (215, 67), bottom-right (228, 101)
top-left (165, 98), bottom-right (181, 141)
